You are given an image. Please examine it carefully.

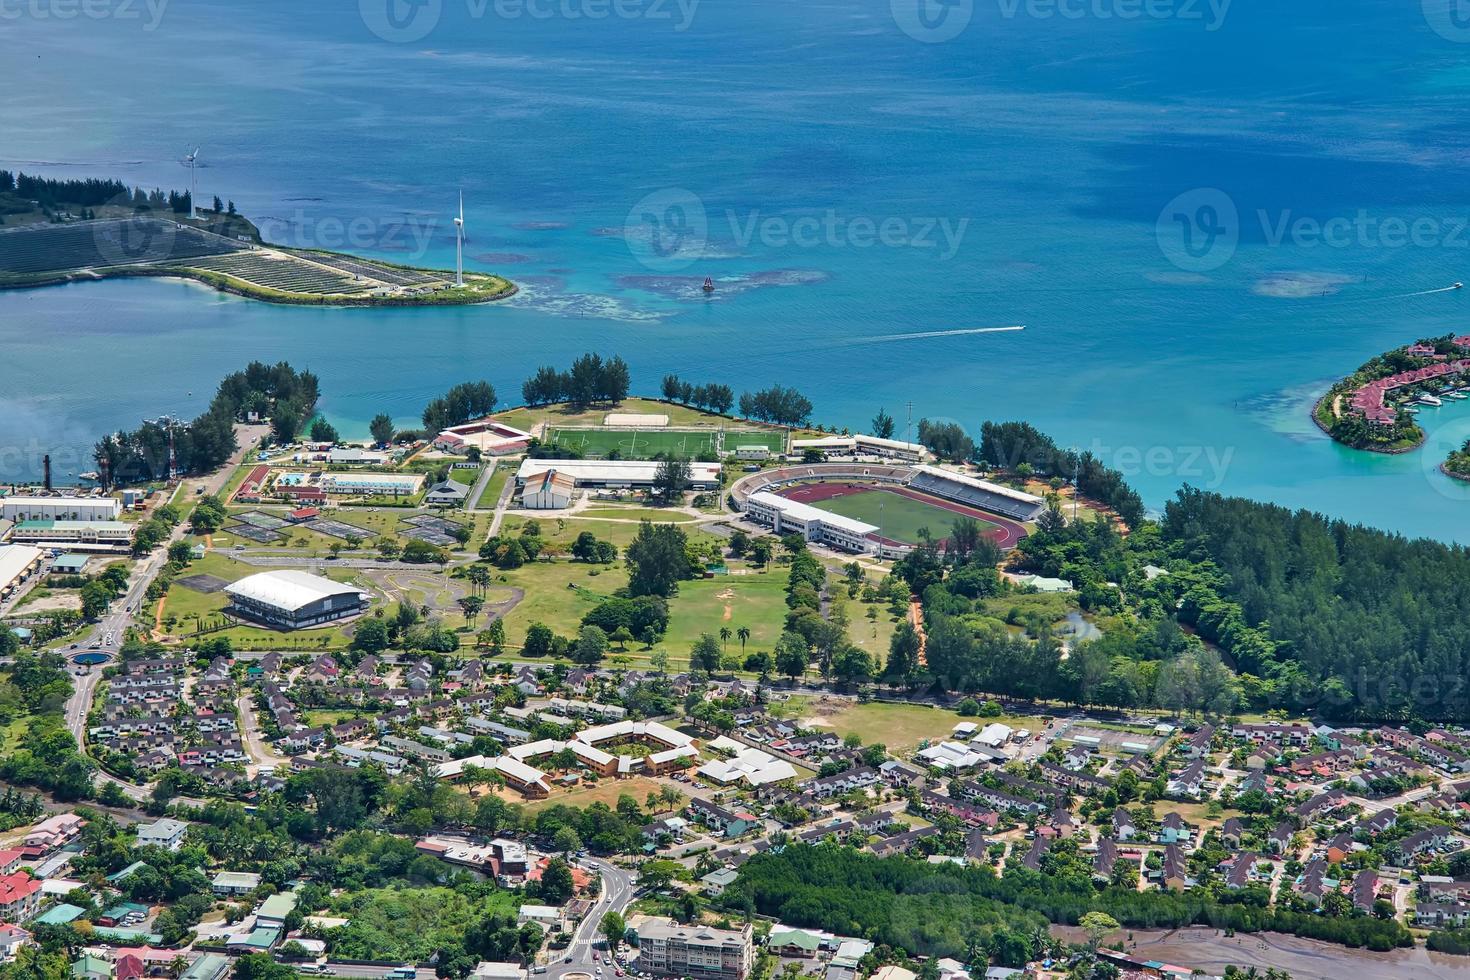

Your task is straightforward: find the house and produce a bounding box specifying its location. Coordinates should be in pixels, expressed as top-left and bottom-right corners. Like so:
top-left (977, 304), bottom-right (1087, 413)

top-left (1221, 817), bottom-right (1246, 849)
top-left (1223, 852), bottom-right (1265, 890)
top-left (870, 826), bottom-right (939, 858)
top-left (1165, 761), bottom-right (1206, 799)
top-left (1325, 832), bottom-right (1355, 864)
top-left (21, 813), bottom-right (84, 855)
top-left (1019, 836), bottom-right (1048, 871)
top-left (1113, 808), bottom-right (1138, 842)
top-left (1398, 827), bottom-right (1452, 860)
top-left (1182, 725), bottom-right (1215, 759)
top-left (1157, 812), bottom-right (1190, 845)
top-left (801, 766), bottom-right (879, 797)
top-left (701, 868), bottom-right (740, 896)
top-left (1093, 837), bottom-right (1120, 881)
top-left (1159, 844), bottom-right (1192, 891)
top-left (135, 818), bottom-right (189, 852)
top-left (1268, 821), bottom-right (1295, 855)
top-left (518, 904), bottom-right (561, 930)
top-left (0, 923), bottom-right (31, 962)
top-left (212, 871), bottom-right (262, 896)
top-left (0, 874), bottom-right (42, 923)
top-left (1416, 901), bottom-right (1470, 929)
top-left (1353, 871), bottom-right (1380, 912)
top-left (1293, 791), bottom-right (1347, 826)
top-left (687, 800), bottom-right (758, 838)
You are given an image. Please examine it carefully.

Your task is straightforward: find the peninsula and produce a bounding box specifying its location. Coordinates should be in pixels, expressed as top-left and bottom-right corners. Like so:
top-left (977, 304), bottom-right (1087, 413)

top-left (1313, 333), bottom-right (1470, 454)
top-left (0, 171), bottom-right (515, 306)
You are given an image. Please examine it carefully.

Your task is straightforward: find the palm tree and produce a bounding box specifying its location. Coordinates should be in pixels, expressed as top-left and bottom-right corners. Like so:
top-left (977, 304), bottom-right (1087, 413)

top-left (719, 626), bottom-right (732, 652)
top-left (736, 626), bottom-right (750, 653)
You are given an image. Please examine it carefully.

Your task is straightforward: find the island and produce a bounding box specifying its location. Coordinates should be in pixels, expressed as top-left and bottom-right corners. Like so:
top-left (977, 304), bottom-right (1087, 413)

top-left (1313, 332), bottom-right (1470, 453)
top-left (0, 171), bottom-right (515, 306)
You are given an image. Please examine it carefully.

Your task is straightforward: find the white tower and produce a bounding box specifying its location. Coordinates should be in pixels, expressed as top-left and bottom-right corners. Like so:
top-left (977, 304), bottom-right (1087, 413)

top-left (184, 147), bottom-right (200, 219)
top-left (453, 191), bottom-right (465, 287)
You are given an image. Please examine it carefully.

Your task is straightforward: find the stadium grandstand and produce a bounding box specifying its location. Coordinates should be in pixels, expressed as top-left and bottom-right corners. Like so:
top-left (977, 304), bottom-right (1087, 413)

top-left (908, 465), bottom-right (1045, 521)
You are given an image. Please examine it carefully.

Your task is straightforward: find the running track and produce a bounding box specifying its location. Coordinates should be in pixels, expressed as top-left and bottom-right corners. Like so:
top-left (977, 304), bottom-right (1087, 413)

top-left (776, 482), bottom-right (1028, 550)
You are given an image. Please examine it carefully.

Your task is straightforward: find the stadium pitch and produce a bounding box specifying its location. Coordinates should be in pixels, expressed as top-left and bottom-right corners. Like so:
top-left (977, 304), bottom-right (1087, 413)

top-left (777, 483), bottom-right (1023, 548)
top-left (545, 427), bottom-right (785, 458)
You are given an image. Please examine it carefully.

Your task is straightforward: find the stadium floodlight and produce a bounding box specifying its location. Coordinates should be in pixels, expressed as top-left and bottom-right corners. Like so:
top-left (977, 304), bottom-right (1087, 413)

top-left (453, 191), bottom-right (466, 287)
top-left (183, 147), bottom-right (201, 219)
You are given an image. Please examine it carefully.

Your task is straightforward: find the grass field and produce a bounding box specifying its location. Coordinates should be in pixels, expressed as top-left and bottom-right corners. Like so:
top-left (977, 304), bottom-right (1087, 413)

top-left (475, 464), bottom-right (510, 510)
top-left (517, 775), bottom-right (671, 813)
top-left (796, 700), bottom-right (1043, 751)
top-left (804, 488), bottom-right (997, 546)
top-left (546, 428), bottom-right (719, 458)
top-left (662, 569), bottom-right (791, 657)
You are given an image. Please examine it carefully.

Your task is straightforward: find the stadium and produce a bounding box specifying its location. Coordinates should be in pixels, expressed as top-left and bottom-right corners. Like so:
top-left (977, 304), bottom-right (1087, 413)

top-left (730, 463), bottom-right (1044, 556)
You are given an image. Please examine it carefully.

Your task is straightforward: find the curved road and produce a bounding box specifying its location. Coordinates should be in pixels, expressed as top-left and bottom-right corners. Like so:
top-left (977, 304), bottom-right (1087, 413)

top-left (547, 858), bottom-right (638, 980)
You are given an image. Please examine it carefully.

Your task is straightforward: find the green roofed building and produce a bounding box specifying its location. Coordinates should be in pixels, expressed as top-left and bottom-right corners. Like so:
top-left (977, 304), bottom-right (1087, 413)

top-left (71, 955), bottom-right (111, 979)
top-left (34, 903), bottom-right (85, 926)
top-left (93, 926), bottom-right (163, 945)
top-left (181, 954), bottom-right (231, 980)
top-left (255, 890), bottom-right (298, 927)
top-left (106, 860), bottom-right (149, 883)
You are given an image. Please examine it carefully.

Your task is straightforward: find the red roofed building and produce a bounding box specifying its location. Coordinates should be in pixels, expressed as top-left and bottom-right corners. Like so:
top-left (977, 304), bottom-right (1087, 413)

top-left (0, 851), bottom-right (21, 876)
top-left (1347, 359), bottom-right (1470, 427)
top-left (0, 874), bottom-right (41, 923)
top-left (288, 507), bottom-right (320, 522)
top-left (115, 954), bottom-right (145, 980)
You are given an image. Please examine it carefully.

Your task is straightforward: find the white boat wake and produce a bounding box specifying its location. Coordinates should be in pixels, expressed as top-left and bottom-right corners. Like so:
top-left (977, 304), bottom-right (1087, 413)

top-left (842, 325), bottom-right (1026, 346)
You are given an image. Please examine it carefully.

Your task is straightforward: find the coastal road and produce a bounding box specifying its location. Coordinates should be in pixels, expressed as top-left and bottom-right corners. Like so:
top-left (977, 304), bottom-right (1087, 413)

top-left (546, 858), bottom-right (638, 980)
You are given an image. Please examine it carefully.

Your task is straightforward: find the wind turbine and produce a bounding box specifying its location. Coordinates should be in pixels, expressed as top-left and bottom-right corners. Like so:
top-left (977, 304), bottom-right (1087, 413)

top-left (183, 147), bottom-right (200, 219)
top-left (453, 191), bottom-right (466, 287)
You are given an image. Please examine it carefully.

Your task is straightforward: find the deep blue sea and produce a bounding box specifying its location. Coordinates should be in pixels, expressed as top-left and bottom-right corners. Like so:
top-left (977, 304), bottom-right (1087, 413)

top-left (6, 0), bottom-right (1470, 539)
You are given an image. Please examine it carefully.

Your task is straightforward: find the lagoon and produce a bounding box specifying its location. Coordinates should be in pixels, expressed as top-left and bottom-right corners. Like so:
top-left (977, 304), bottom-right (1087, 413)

top-left (6, 0), bottom-right (1470, 540)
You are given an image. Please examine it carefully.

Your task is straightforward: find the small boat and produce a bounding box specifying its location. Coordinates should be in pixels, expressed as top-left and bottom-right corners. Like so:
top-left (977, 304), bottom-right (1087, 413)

top-left (701, 277), bottom-right (715, 293)
top-left (1455, 282), bottom-right (1464, 289)
top-left (1419, 395), bottom-right (1443, 407)
top-left (1448, 390), bottom-right (1468, 400)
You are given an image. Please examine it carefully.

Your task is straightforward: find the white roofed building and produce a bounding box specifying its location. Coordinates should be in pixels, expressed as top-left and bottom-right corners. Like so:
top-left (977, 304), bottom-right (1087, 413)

top-left (515, 458), bottom-right (723, 491)
top-left (224, 570), bottom-right (370, 629)
top-left (742, 491), bottom-right (877, 554)
top-left (0, 545), bottom-right (43, 600)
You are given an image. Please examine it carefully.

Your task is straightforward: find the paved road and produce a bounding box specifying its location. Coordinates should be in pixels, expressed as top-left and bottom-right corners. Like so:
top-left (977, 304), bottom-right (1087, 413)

top-left (236, 692), bottom-right (290, 775)
top-left (546, 858), bottom-right (638, 980)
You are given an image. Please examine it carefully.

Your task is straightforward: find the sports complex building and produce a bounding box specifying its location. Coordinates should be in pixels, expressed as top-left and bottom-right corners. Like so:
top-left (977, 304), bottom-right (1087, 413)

top-left (223, 570), bottom-right (370, 630)
top-left (514, 458), bottom-right (723, 500)
top-left (730, 463), bottom-right (1044, 556)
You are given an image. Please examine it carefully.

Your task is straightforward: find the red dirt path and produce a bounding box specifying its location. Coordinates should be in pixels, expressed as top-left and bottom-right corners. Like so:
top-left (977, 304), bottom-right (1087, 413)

top-left (775, 482), bottom-right (1028, 550)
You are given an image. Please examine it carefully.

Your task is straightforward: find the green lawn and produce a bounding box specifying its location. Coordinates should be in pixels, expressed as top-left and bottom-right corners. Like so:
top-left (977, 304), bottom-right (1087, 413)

top-left (546, 427), bottom-right (719, 458)
top-left (154, 551), bottom-right (373, 650)
top-left (574, 507), bottom-right (700, 523)
top-left (799, 488), bottom-right (996, 546)
top-left (475, 463), bottom-right (510, 510)
top-left (801, 700), bottom-right (1044, 751)
top-left (494, 397), bottom-right (738, 432)
top-left (662, 569), bottom-right (792, 659)
top-left (448, 465), bottom-right (479, 486)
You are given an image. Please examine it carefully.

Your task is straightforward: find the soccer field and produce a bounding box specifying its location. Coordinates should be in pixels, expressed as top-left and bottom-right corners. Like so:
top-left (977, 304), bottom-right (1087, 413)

top-left (545, 427), bottom-right (786, 458)
top-left (798, 487), bottom-right (998, 545)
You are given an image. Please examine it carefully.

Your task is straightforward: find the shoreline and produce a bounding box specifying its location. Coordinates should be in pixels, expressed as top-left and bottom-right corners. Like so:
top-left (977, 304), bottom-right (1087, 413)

top-left (0, 263), bottom-right (518, 308)
top-left (1311, 392), bottom-right (1426, 456)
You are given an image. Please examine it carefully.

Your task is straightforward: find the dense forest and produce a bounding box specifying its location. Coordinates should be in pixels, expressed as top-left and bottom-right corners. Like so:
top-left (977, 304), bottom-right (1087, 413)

top-left (1160, 488), bottom-right (1470, 721)
top-left (978, 421), bottom-right (1146, 528)
top-left (724, 845), bottom-right (1411, 962)
top-left (92, 361), bottom-right (319, 486)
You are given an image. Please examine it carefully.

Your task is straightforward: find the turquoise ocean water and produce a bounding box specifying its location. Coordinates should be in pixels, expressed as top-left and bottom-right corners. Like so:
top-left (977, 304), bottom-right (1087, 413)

top-left (6, 0), bottom-right (1470, 539)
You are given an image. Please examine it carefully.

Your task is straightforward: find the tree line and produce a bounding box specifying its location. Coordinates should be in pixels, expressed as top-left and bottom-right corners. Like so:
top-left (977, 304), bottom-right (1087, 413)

top-left (93, 361), bottom-right (319, 487)
top-left (422, 380), bottom-right (499, 434)
top-left (0, 171), bottom-right (190, 215)
top-left (660, 374), bottom-right (735, 415)
top-left (521, 353), bottom-right (631, 408)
